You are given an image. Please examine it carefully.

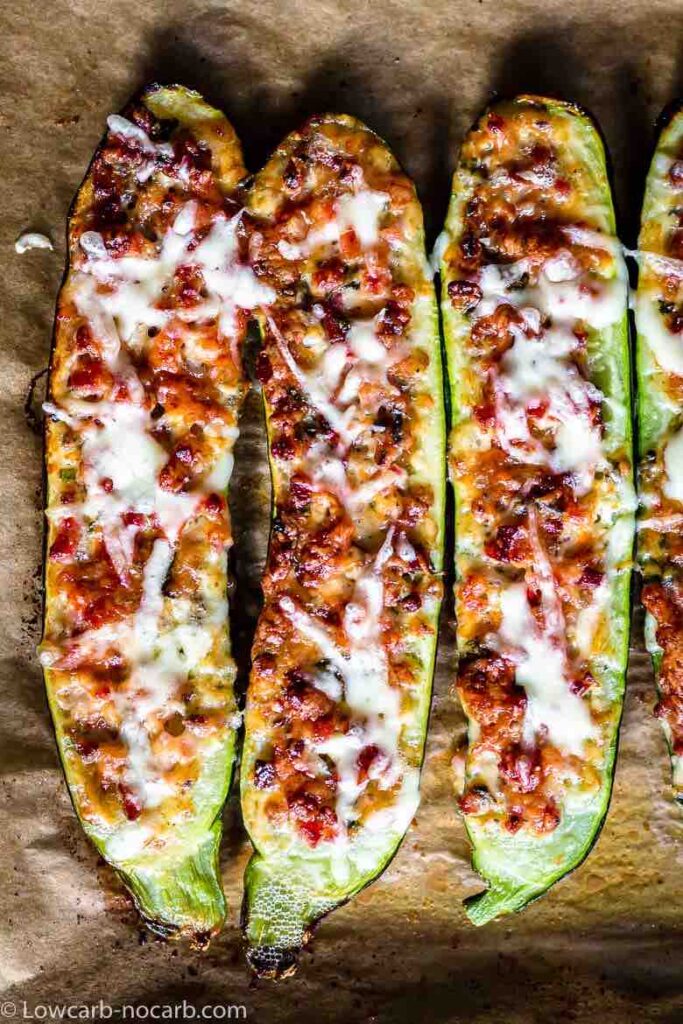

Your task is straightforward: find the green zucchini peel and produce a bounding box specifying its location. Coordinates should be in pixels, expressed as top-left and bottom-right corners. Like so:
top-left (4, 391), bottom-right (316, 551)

top-left (635, 101), bottom-right (683, 799)
top-left (41, 84), bottom-right (247, 940)
top-left (240, 114), bottom-right (446, 974)
top-left (440, 95), bottom-right (634, 925)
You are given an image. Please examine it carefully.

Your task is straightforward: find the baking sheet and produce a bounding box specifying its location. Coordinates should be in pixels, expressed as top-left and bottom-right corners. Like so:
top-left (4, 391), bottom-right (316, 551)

top-left (1, 0), bottom-right (683, 1019)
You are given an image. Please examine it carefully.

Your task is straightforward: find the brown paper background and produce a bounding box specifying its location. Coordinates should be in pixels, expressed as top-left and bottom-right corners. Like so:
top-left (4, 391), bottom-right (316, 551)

top-left (2, 1), bottom-right (683, 1019)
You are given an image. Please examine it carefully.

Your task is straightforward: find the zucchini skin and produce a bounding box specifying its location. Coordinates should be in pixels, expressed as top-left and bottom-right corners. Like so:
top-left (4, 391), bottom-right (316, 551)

top-left (41, 84), bottom-right (250, 940)
top-left (440, 96), bottom-right (634, 925)
top-left (635, 103), bottom-right (683, 799)
top-left (240, 114), bottom-right (446, 975)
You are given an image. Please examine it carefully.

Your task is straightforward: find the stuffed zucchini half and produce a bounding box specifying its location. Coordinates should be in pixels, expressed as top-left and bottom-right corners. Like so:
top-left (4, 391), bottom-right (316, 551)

top-left (241, 115), bottom-right (445, 975)
top-left (636, 104), bottom-right (683, 800)
top-left (439, 96), bottom-right (634, 925)
top-left (40, 84), bottom-right (273, 939)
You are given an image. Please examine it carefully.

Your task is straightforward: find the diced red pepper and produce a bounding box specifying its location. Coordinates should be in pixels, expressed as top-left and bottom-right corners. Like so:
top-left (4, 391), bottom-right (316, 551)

top-left (447, 279), bottom-right (482, 312)
top-left (120, 785), bottom-right (142, 821)
top-left (271, 435), bottom-right (296, 461)
top-left (570, 672), bottom-right (594, 697)
top-left (256, 350), bottom-right (273, 384)
top-left (121, 511), bottom-right (147, 528)
top-left (357, 744), bottom-right (386, 783)
top-left (485, 522), bottom-right (530, 563)
top-left (499, 744), bottom-right (541, 794)
top-left (49, 517), bottom-right (80, 562)
top-left (669, 161), bottom-right (683, 187)
top-left (203, 493), bottom-right (225, 516)
top-left (68, 356), bottom-right (107, 393)
top-left (487, 112), bottom-right (505, 134)
top-left (578, 566), bottom-right (604, 588)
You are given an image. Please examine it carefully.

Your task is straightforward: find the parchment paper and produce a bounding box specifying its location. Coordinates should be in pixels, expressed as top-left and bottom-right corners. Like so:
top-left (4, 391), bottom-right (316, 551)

top-left (1, 1), bottom-right (683, 1020)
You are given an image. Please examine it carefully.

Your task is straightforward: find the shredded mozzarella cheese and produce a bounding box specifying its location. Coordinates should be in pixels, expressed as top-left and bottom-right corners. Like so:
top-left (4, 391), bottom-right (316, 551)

top-left (49, 181), bottom-right (271, 813)
top-left (474, 233), bottom-right (627, 756)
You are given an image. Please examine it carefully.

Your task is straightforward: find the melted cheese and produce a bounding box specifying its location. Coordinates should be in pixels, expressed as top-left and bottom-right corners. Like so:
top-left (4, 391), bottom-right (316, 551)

top-left (500, 325), bottom-right (576, 400)
top-left (478, 249), bottom-right (626, 331)
top-left (633, 248), bottom-right (683, 278)
top-left (76, 206), bottom-right (274, 347)
top-left (429, 229), bottom-right (450, 275)
top-left (307, 444), bottom-right (406, 516)
top-left (106, 114), bottom-right (174, 183)
top-left (80, 404), bottom-right (199, 576)
top-left (268, 309), bottom-right (397, 470)
top-left (636, 292), bottom-right (683, 376)
top-left (663, 425), bottom-right (683, 503)
top-left (552, 416), bottom-right (602, 489)
top-left (133, 539), bottom-right (173, 651)
top-left (283, 319), bottom-right (396, 465)
top-left (105, 822), bottom-right (152, 862)
top-left (260, 172), bottom-right (431, 850)
top-left (109, 544), bottom-right (222, 809)
top-left (574, 581), bottom-right (610, 659)
top-left (15, 232), bottom-right (53, 254)
top-left (268, 318), bottom-right (360, 443)
top-left (478, 241), bottom-right (624, 495)
top-left (346, 318), bottom-right (390, 364)
top-left (192, 215), bottom-right (275, 335)
top-left (277, 188), bottom-right (388, 259)
top-left (483, 242), bottom-right (622, 753)
top-left (115, 541), bottom-right (181, 807)
top-left (497, 583), bottom-right (597, 755)
top-left (336, 190), bottom-right (387, 248)
top-left (320, 343), bottom-right (348, 390)
top-left (279, 531), bottom-right (406, 835)
top-left (48, 176), bottom-right (272, 817)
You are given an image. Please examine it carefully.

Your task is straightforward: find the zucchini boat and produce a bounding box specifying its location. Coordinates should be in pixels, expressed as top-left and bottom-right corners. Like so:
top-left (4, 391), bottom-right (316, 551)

top-left (636, 103), bottom-right (683, 799)
top-left (439, 96), bottom-right (634, 925)
top-left (40, 84), bottom-right (273, 939)
top-left (241, 114), bottom-right (445, 975)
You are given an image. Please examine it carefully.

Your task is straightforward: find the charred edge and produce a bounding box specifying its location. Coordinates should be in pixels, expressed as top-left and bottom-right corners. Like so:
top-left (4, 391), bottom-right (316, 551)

top-left (303, 112), bottom-right (383, 141)
top-left (136, 900), bottom-right (216, 948)
top-left (654, 97), bottom-right (683, 138)
top-left (190, 929), bottom-right (215, 951)
top-left (25, 366), bottom-right (49, 435)
top-left (487, 92), bottom-right (598, 126)
top-left (136, 912), bottom-right (180, 942)
top-left (246, 944), bottom-right (300, 980)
